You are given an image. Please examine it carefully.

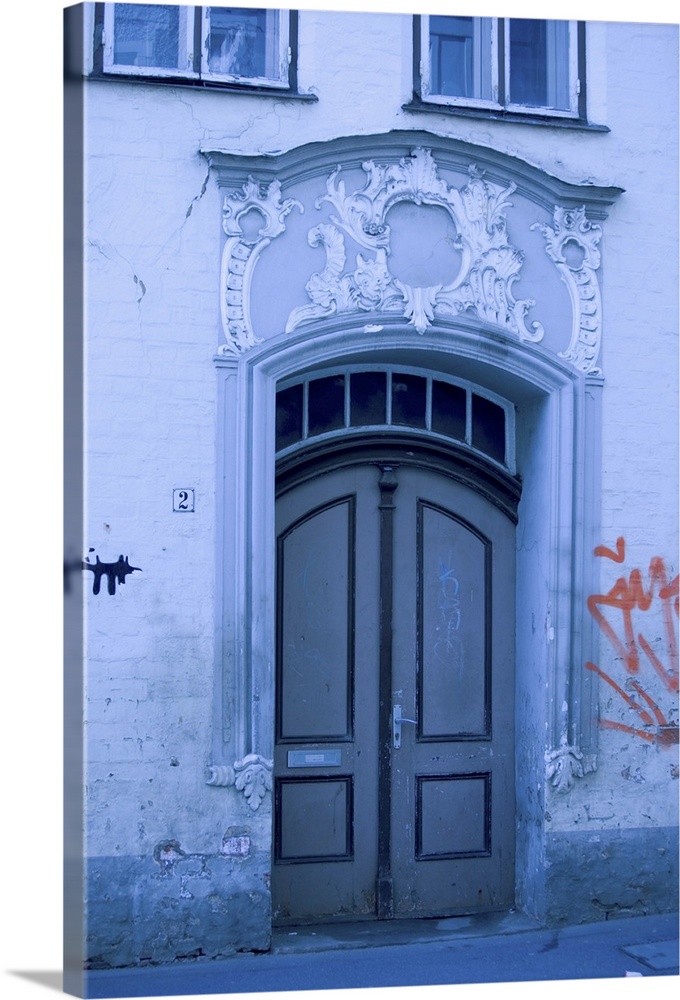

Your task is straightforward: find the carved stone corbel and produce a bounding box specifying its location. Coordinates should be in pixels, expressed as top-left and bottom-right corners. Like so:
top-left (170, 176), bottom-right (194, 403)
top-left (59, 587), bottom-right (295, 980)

top-left (220, 178), bottom-right (302, 355)
top-left (532, 206), bottom-right (603, 375)
top-left (545, 738), bottom-right (597, 794)
top-left (207, 754), bottom-right (273, 811)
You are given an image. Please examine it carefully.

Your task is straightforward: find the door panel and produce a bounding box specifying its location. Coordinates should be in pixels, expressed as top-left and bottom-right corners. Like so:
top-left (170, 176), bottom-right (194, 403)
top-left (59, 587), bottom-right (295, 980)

top-left (416, 773), bottom-right (490, 858)
top-left (273, 467), bottom-right (380, 921)
top-left (418, 501), bottom-right (489, 738)
top-left (273, 459), bottom-right (515, 922)
top-left (278, 498), bottom-right (353, 740)
top-left (390, 466), bottom-right (515, 915)
top-left (277, 777), bottom-right (353, 860)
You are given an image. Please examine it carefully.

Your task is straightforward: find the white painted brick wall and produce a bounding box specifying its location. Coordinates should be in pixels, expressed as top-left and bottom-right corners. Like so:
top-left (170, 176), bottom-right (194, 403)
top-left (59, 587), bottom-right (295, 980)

top-left (83, 10), bottom-right (678, 862)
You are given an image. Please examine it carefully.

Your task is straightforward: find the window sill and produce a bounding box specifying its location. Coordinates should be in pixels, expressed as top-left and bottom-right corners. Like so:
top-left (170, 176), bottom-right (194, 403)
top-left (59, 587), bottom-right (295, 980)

top-left (86, 71), bottom-right (318, 101)
top-left (403, 97), bottom-right (609, 132)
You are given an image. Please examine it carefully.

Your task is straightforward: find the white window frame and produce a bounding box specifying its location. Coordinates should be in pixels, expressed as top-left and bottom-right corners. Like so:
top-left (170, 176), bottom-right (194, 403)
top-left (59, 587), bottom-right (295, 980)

top-left (101, 4), bottom-right (290, 89)
top-left (200, 6), bottom-right (290, 88)
top-left (420, 15), bottom-right (501, 111)
top-left (420, 15), bottom-right (580, 119)
top-left (504, 19), bottom-right (579, 117)
top-left (103, 4), bottom-right (197, 79)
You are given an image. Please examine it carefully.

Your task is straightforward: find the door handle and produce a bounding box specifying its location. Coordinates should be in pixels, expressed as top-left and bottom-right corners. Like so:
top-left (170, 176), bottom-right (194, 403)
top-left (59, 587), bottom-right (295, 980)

top-left (392, 704), bottom-right (417, 748)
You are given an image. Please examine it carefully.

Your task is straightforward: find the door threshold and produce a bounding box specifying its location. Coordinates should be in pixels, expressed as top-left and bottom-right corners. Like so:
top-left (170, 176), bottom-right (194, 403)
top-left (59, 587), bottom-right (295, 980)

top-left (271, 910), bottom-right (541, 955)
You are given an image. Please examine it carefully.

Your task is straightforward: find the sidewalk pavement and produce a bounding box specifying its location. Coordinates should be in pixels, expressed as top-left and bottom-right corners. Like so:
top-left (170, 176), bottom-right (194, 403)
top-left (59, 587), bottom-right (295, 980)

top-left (82, 909), bottom-right (678, 999)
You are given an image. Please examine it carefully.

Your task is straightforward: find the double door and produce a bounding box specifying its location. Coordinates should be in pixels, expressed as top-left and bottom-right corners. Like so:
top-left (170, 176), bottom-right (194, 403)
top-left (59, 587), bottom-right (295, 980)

top-left (272, 459), bottom-right (515, 921)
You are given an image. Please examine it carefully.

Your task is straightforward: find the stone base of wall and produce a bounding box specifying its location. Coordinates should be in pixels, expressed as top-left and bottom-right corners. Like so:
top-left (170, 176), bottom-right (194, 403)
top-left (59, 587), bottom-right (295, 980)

top-left (544, 826), bottom-right (679, 925)
top-left (86, 854), bottom-right (271, 968)
top-left (84, 826), bottom-right (678, 966)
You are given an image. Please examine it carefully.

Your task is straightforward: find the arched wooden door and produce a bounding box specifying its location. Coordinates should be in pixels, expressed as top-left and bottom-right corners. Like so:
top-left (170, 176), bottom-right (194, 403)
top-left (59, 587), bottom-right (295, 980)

top-left (272, 453), bottom-right (516, 922)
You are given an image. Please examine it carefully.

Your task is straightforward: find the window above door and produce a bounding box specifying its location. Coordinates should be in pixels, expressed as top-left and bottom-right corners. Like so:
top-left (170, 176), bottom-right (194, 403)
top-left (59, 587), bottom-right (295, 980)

top-left (413, 15), bottom-right (587, 124)
top-left (91, 4), bottom-right (300, 93)
top-left (275, 367), bottom-right (516, 473)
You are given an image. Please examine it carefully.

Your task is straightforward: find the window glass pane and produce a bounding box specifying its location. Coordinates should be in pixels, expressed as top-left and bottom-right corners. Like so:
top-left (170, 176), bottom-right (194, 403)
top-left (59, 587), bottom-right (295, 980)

top-left (472, 394), bottom-right (505, 464)
top-left (308, 376), bottom-right (346, 437)
top-left (509, 19), bottom-right (570, 110)
top-left (429, 16), bottom-right (493, 100)
top-left (207, 7), bottom-right (278, 79)
top-left (350, 372), bottom-right (387, 427)
top-left (391, 374), bottom-right (427, 429)
top-left (113, 4), bottom-right (181, 69)
top-left (431, 381), bottom-right (466, 441)
top-left (276, 384), bottom-right (303, 452)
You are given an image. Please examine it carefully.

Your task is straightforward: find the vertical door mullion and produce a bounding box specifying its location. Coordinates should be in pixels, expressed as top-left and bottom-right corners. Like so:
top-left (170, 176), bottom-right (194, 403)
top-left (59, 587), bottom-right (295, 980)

top-left (376, 465), bottom-right (398, 919)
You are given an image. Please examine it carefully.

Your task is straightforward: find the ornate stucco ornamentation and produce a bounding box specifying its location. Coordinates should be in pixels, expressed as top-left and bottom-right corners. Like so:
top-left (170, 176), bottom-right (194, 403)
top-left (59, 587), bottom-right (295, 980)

top-left (220, 178), bottom-right (302, 355)
top-left (545, 738), bottom-right (597, 794)
top-left (532, 206), bottom-right (603, 374)
top-left (207, 754), bottom-right (273, 811)
top-left (286, 149), bottom-right (544, 340)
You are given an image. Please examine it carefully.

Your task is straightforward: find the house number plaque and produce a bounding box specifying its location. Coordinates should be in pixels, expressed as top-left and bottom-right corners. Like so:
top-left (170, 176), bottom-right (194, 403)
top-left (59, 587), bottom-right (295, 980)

top-left (173, 489), bottom-right (195, 512)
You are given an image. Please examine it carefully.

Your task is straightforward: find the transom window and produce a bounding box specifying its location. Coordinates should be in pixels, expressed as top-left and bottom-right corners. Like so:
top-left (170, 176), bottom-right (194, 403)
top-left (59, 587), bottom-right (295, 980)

top-left (276, 368), bottom-right (515, 471)
top-left (418, 15), bottom-right (582, 119)
top-left (97, 4), bottom-right (292, 89)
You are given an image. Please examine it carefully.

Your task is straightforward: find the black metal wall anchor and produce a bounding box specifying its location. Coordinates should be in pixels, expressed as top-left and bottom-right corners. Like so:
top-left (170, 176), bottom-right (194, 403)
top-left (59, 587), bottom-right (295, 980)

top-left (82, 554), bottom-right (142, 595)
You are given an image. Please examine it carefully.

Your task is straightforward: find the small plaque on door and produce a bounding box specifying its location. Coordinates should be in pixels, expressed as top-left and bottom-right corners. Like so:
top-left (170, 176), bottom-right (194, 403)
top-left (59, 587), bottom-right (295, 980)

top-left (287, 750), bottom-right (342, 768)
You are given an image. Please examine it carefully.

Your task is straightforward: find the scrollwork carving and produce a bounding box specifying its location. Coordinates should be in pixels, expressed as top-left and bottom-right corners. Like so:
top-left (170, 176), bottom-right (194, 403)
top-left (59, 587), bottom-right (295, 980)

top-left (220, 178), bottom-right (302, 355)
top-left (286, 149), bottom-right (544, 340)
top-left (207, 753), bottom-right (273, 811)
top-left (532, 206), bottom-right (603, 374)
top-left (545, 738), bottom-right (597, 794)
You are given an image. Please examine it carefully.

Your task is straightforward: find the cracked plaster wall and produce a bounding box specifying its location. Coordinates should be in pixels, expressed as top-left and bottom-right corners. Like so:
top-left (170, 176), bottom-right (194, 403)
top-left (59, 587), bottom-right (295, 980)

top-left (544, 20), bottom-right (679, 841)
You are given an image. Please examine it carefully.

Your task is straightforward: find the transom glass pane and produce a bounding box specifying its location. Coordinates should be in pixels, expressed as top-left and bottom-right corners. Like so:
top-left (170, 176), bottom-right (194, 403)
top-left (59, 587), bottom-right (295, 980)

top-left (113, 3), bottom-right (182, 69)
top-left (350, 372), bottom-right (387, 427)
top-left (509, 19), bottom-right (571, 110)
top-left (391, 374), bottom-right (427, 429)
top-left (276, 384), bottom-right (303, 452)
top-left (472, 394), bottom-right (506, 464)
top-left (308, 376), bottom-right (345, 437)
top-left (429, 16), bottom-right (493, 101)
top-left (432, 380), bottom-right (466, 440)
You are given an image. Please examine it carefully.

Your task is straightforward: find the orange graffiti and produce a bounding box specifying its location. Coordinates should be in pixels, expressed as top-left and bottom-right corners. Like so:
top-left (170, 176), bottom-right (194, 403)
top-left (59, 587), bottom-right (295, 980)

top-left (585, 537), bottom-right (679, 747)
top-left (593, 537), bottom-right (626, 564)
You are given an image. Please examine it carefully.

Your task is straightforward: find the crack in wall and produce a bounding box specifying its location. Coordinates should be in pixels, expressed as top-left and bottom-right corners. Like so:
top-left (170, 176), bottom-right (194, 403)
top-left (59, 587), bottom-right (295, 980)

top-left (89, 237), bottom-right (147, 334)
top-left (89, 160), bottom-right (211, 332)
top-left (151, 165), bottom-right (212, 262)
top-left (230, 102), bottom-right (303, 153)
top-left (184, 171), bottom-right (209, 221)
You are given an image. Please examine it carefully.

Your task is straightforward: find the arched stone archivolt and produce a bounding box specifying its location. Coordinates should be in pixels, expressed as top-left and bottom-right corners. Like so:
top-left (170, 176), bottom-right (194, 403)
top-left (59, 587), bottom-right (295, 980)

top-left (208, 317), bottom-right (603, 823)
top-left (204, 134), bottom-right (619, 823)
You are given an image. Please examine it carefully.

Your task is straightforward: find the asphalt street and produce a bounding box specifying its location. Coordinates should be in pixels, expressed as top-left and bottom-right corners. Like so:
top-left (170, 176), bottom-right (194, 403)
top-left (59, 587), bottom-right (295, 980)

top-left (78, 910), bottom-right (678, 999)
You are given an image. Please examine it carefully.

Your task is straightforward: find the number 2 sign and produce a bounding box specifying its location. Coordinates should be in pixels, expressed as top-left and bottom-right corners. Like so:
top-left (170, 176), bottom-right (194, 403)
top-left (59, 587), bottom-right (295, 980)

top-left (173, 488), bottom-right (195, 512)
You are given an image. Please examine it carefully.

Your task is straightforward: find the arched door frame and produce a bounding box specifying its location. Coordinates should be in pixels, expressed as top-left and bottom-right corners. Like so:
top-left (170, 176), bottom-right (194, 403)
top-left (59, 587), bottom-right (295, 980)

top-left (211, 314), bottom-right (603, 919)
